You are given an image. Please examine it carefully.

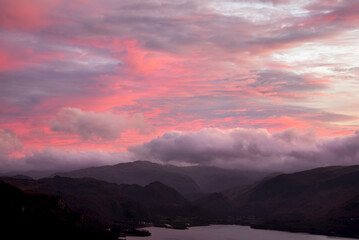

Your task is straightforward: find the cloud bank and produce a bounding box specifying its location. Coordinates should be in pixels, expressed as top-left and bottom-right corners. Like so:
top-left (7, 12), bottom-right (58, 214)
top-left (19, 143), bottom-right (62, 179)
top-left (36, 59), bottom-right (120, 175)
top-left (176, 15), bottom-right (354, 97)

top-left (130, 128), bottom-right (359, 172)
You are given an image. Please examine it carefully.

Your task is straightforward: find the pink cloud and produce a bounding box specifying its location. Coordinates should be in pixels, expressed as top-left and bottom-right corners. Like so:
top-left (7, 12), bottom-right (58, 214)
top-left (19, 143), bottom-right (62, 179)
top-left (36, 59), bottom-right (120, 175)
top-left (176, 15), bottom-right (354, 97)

top-left (0, 0), bottom-right (60, 30)
top-left (50, 107), bottom-right (150, 141)
top-left (0, 129), bottom-right (22, 156)
top-left (0, 0), bottom-right (358, 165)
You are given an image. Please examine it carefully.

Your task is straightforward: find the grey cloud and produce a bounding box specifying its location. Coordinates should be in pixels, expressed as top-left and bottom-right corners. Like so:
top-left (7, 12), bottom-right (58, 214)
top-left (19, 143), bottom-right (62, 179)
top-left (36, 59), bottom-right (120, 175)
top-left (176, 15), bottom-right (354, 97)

top-left (3, 0), bottom-right (358, 58)
top-left (241, 1), bottom-right (359, 52)
top-left (101, 0), bottom-right (357, 55)
top-left (291, 134), bottom-right (359, 167)
top-left (129, 128), bottom-right (359, 172)
top-left (25, 1), bottom-right (250, 55)
top-left (249, 70), bottom-right (327, 94)
top-left (230, 0), bottom-right (295, 4)
top-left (21, 148), bottom-right (132, 171)
top-left (51, 108), bottom-right (150, 141)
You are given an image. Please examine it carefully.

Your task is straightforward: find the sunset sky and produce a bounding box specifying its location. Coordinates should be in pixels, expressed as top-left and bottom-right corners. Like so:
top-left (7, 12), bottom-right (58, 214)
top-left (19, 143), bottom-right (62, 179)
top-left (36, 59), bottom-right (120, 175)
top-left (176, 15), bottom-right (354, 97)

top-left (1, 0), bottom-right (359, 172)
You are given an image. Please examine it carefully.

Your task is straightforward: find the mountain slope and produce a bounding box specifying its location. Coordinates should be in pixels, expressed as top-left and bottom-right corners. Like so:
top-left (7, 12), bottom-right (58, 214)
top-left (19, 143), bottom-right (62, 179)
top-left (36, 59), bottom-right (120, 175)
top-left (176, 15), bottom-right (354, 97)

top-left (223, 165), bottom-right (359, 237)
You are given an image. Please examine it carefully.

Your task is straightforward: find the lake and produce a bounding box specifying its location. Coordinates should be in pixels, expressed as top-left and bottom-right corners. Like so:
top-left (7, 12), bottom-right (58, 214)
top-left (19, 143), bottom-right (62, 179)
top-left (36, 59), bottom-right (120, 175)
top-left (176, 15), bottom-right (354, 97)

top-left (127, 225), bottom-right (353, 240)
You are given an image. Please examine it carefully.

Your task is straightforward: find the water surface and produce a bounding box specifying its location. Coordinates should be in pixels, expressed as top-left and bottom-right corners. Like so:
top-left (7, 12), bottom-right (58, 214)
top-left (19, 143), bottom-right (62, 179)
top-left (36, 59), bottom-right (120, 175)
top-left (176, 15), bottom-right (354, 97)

top-left (127, 225), bottom-right (353, 240)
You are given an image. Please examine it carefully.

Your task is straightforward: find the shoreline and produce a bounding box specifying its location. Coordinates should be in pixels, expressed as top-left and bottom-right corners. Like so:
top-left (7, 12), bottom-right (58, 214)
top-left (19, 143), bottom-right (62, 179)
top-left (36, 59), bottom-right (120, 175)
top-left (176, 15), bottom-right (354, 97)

top-left (133, 223), bottom-right (359, 239)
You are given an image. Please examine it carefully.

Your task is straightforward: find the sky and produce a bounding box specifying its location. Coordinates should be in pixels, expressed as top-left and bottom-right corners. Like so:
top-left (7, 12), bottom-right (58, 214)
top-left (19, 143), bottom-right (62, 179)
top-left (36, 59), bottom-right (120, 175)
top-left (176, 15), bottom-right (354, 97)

top-left (1, 0), bottom-right (359, 172)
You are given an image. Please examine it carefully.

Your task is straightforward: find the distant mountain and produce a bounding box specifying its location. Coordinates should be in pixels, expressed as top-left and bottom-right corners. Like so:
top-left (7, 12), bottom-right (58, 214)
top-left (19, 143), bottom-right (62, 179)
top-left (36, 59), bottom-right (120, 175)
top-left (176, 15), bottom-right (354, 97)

top-left (57, 161), bottom-right (267, 194)
top-left (9, 174), bottom-right (34, 180)
top-left (0, 180), bottom-right (116, 240)
top-left (198, 165), bottom-right (359, 238)
top-left (169, 165), bottom-right (268, 193)
top-left (0, 170), bottom-right (58, 179)
top-left (1, 176), bottom-right (204, 227)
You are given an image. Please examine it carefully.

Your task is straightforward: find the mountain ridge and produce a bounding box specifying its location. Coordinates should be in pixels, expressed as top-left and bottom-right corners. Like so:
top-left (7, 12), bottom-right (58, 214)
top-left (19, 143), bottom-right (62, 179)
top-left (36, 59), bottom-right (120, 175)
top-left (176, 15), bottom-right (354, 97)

top-left (3, 164), bottom-right (359, 238)
top-left (56, 160), bottom-right (268, 194)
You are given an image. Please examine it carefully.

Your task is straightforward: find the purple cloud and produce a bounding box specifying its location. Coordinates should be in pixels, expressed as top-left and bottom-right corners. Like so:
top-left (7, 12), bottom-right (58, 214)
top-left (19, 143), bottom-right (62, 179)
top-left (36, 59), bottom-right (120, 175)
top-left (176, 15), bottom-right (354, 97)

top-left (130, 128), bottom-right (359, 172)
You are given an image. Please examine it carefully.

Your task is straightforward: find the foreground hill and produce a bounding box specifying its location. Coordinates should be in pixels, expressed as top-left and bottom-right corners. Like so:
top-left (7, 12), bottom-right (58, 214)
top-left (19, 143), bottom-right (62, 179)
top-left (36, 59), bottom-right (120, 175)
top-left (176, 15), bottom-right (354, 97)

top-left (197, 165), bottom-right (359, 238)
top-left (57, 161), bottom-right (267, 194)
top-left (0, 181), bottom-right (116, 240)
top-left (1, 176), bottom-right (205, 228)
